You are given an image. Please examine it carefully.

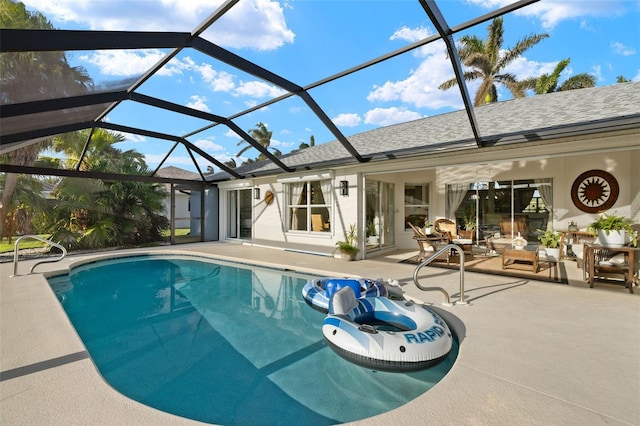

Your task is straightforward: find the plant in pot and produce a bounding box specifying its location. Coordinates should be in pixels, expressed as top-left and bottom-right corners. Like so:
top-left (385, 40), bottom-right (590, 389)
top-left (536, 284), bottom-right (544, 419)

top-left (336, 224), bottom-right (359, 261)
top-left (423, 220), bottom-right (432, 235)
top-left (586, 213), bottom-right (638, 247)
top-left (366, 220), bottom-right (379, 244)
top-left (537, 229), bottom-right (561, 260)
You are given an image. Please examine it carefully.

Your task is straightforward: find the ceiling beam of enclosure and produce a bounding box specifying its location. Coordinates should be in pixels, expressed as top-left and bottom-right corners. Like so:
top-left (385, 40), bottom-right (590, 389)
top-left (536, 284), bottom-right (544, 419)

top-left (0, 0), bottom-right (541, 181)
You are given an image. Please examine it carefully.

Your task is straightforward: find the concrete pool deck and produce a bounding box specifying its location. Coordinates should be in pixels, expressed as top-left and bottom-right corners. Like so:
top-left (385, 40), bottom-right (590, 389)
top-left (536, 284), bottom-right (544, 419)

top-left (1, 242), bottom-right (639, 425)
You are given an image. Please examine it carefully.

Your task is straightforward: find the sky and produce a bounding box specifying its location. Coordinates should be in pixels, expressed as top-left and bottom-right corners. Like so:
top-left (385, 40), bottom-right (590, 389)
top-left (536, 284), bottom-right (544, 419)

top-left (20, 0), bottom-right (640, 173)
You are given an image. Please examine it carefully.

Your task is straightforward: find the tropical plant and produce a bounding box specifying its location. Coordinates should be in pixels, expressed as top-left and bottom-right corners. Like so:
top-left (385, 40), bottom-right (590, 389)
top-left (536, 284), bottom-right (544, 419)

top-left (438, 17), bottom-right (549, 106)
top-left (236, 122), bottom-right (273, 158)
top-left (298, 135), bottom-right (316, 150)
top-left (586, 213), bottom-right (637, 247)
top-left (518, 58), bottom-right (596, 94)
top-left (537, 229), bottom-right (561, 248)
top-left (0, 0), bottom-right (93, 237)
top-left (336, 224), bottom-right (359, 255)
top-left (43, 130), bottom-right (169, 250)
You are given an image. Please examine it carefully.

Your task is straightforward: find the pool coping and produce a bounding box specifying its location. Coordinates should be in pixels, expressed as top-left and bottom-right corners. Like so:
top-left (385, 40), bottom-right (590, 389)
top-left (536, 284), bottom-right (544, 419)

top-left (2, 242), bottom-right (639, 425)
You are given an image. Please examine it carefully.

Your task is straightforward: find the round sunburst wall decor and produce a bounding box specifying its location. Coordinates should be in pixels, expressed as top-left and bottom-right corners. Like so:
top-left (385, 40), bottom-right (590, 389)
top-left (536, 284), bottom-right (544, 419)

top-left (570, 169), bottom-right (619, 213)
top-left (264, 190), bottom-right (274, 205)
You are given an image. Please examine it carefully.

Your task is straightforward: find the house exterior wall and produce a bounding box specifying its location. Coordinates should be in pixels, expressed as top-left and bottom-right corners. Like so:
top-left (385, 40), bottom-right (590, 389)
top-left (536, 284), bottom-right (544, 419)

top-left (243, 139), bottom-right (638, 259)
top-left (161, 187), bottom-right (191, 229)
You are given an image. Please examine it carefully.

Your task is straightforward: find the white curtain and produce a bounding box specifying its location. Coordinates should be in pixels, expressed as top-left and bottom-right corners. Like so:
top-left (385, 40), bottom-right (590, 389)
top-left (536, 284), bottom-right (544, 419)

top-left (289, 182), bottom-right (305, 230)
top-left (320, 180), bottom-right (332, 204)
top-left (446, 183), bottom-right (468, 219)
top-left (535, 178), bottom-right (553, 229)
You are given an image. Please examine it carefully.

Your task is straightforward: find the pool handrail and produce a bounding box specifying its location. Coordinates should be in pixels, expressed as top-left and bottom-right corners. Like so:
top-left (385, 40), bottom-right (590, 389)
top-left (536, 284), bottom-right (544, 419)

top-left (11, 235), bottom-right (67, 277)
top-left (412, 243), bottom-right (467, 306)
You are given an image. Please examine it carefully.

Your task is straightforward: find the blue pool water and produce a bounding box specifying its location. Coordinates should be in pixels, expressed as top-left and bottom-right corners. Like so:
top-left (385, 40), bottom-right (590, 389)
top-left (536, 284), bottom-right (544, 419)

top-left (48, 254), bottom-right (457, 425)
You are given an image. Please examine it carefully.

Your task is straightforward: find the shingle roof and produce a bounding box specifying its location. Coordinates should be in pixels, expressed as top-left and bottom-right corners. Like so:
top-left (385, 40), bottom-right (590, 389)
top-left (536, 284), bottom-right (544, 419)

top-left (210, 81), bottom-right (640, 181)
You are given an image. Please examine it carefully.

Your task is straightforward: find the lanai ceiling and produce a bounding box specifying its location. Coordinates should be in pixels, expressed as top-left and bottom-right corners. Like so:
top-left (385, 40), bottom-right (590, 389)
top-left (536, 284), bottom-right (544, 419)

top-left (0, 0), bottom-right (540, 186)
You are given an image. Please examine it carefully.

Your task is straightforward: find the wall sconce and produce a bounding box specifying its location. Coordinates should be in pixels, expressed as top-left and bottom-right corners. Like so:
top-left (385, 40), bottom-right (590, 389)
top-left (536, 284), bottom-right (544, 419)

top-left (254, 187), bottom-right (261, 200)
top-left (340, 180), bottom-right (349, 196)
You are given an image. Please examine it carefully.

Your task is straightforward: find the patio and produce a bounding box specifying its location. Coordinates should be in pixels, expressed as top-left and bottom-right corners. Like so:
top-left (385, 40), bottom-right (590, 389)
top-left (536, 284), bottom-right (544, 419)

top-left (1, 243), bottom-right (638, 425)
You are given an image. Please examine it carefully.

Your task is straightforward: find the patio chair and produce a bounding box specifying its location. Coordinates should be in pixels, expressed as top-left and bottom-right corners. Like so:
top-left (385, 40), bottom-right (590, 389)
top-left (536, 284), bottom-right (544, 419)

top-left (434, 219), bottom-right (457, 242)
top-left (435, 219), bottom-right (473, 259)
top-left (407, 221), bottom-right (449, 263)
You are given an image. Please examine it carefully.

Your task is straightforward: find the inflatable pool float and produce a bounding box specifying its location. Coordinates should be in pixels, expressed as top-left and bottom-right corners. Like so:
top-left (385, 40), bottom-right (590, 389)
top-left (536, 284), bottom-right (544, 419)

top-left (322, 287), bottom-right (453, 372)
top-left (302, 277), bottom-right (388, 312)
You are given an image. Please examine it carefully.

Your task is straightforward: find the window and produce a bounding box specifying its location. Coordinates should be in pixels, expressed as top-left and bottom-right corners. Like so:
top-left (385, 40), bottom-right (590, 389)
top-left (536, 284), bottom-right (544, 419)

top-left (287, 180), bottom-right (331, 232)
top-left (448, 178), bottom-right (553, 242)
top-left (404, 183), bottom-right (429, 230)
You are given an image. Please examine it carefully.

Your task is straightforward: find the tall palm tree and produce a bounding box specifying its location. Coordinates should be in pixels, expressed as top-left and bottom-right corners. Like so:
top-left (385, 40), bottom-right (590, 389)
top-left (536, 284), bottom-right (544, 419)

top-left (0, 0), bottom-right (93, 237)
top-left (236, 122), bottom-right (273, 157)
top-left (519, 58), bottom-right (596, 94)
top-left (438, 17), bottom-right (549, 106)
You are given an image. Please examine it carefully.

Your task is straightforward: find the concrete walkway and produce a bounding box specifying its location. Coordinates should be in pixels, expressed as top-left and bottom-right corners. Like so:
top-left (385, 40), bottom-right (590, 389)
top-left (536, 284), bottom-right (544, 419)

top-left (1, 242), bottom-right (639, 425)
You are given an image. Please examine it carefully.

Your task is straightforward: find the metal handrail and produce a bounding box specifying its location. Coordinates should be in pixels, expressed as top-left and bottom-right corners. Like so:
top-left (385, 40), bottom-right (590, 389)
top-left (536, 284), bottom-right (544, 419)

top-left (12, 235), bottom-right (67, 277)
top-left (412, 243), bottom-right (467, 306)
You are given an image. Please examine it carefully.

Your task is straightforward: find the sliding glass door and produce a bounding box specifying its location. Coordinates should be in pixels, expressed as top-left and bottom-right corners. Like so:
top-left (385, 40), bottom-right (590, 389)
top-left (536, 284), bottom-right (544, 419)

top-left (448, 179), bottom-right (552, 243)
top-left (365, 180), bottom-right (394, 252)
top-left (226, 189), bottom-right (252, 241)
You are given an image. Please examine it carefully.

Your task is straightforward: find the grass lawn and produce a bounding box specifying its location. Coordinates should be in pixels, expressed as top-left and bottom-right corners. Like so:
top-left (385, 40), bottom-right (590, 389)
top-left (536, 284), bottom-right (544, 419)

top-left (1, 229), bottom-right (192, 254)
top-left (0, 235), bottom-right (51, 253)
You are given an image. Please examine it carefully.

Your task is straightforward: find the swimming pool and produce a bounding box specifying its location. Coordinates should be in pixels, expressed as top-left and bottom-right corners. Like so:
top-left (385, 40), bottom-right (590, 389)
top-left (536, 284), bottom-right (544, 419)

top-left (48, 254), bottom-right (457, 425)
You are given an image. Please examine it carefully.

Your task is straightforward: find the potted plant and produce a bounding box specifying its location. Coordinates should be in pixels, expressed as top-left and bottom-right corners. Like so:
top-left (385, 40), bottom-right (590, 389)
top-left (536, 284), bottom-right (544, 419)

top-left (336, 224), bottom-right (359, 261)
top-left (586, 213), bottom-right (638, 247)
top-left (537, 229), bottom-right (561, 260)
top-left (366, 220), bottom-right (379, 244)
top-left (423, 220), bottom-right (432, 235)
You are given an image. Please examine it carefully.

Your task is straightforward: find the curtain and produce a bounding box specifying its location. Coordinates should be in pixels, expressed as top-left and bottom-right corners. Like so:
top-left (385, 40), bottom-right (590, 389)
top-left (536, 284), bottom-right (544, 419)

top-left (446, 183), bottom-right (468, 219)
top-left (320, 180), bottom-right (332, 205)
top-left (535, 178), bottom-right (553, 229)
top-left (289, 182), bottom-right (305, 230)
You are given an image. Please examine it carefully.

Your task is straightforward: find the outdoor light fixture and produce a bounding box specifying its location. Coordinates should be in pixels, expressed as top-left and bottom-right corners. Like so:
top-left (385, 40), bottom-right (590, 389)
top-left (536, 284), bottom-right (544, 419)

top-left (340, 180), bottom-right (349, 196)
top-left (254, 188), bottom-right (260, 200)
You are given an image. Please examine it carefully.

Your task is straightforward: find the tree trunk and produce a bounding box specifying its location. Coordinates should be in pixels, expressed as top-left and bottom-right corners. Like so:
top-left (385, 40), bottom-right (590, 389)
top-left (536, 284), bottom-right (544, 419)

top-left (0, 173), bottom-right (19, 239)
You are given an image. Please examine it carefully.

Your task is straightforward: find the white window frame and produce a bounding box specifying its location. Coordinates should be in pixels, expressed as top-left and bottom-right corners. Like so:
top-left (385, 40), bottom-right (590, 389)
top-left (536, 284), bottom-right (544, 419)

top-left (285, 179), bottom-right (332, 233)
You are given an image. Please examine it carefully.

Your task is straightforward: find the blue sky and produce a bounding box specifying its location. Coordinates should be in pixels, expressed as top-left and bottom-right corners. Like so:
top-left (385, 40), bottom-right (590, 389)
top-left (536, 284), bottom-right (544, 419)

top-left (21, 0), bottom-right (640, 173)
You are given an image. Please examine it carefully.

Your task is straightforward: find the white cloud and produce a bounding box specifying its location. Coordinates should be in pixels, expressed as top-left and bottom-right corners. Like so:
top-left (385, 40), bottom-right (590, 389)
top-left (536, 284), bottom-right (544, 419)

top-left (611, 41), bottom-right (636, 56)
top-left (186, 95), bottom-right (210, 112)
top-left (367, 41), bottom-right (462, 109)
top-left (390, 26), bottom-right (433, 43)
top-left (202, 0), bottom-right (295, 50)
top-left (364, 107), bottom-right (423, 127)
top-left (23, 0), bottom-right (294, 50)
top-left (79, 50), bottom-right (170, 77)
top-left (194, 138), bottom-right (224, 152)
top-left (235, 80), bottom-right (287, 98)
top-left (466, 0), bottom-right (629, 30)
top-left (333, 113), bottom-right (362, 127)
top-left (192, 63), bottom-right (236, 92)
top-left (591, 64), bottom-right (604, 82)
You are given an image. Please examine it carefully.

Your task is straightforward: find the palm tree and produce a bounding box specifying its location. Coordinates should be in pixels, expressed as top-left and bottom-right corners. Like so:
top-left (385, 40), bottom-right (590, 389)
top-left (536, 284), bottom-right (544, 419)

top-left (298, 135), bottom-right (315, 150)
top-left (236, 122), bottom-right (273, 157)
top-left (0, 0), bottom-right (93, 238)
top-left (438, 17), bottom-right (549, 106)
top-left (46, 133), bottom-right (168, 250)
top-left (519, 58), bottom-right (596, 94)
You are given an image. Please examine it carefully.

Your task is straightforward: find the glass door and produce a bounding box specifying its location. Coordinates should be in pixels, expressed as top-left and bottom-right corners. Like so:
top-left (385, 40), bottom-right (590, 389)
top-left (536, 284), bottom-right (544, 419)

top-left (226, 189), bottom-right (252, 241)
top-left (365, 180), bottom-right (394, 252)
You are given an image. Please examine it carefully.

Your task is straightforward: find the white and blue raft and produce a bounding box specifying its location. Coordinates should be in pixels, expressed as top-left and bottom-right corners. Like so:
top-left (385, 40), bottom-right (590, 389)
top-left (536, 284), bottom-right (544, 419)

top-left (322, 286), bottom-right (453, 372)
top-left (302, 277), bottom-right (388, 313)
